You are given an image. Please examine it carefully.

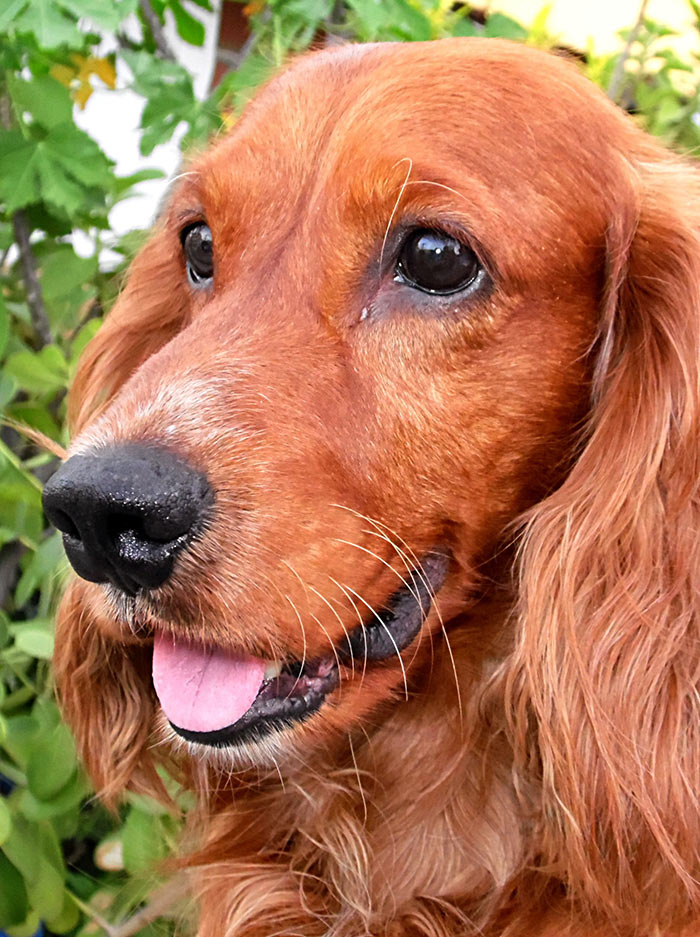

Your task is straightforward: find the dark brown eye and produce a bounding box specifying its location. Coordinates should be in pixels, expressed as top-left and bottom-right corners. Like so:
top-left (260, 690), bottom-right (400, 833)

top-left (181, 223), bottom-right (213, 287)
top-left (396, 228), bottom-right (481, 295)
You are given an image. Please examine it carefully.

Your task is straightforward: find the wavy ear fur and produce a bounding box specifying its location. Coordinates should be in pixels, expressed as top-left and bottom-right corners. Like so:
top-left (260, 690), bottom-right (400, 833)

top-left (69, 231), bottom-right (187, 433)
top-left (53, 580), bottom-right (169, 808)
top-left (508, 154), bottom-right (700, 931)
top-left (56, 232), bottom-right (187, 803)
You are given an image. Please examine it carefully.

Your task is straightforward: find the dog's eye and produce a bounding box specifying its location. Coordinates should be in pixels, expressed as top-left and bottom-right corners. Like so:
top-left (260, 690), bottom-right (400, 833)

top-left (181, 223), bottom-right (213, 287)
top-left (395, 229), bottom-right (481, 295)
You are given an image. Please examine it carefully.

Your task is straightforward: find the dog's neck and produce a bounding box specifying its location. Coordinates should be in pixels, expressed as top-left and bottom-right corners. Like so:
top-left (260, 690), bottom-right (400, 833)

top-left (188, 594), bottom-right (525, 937)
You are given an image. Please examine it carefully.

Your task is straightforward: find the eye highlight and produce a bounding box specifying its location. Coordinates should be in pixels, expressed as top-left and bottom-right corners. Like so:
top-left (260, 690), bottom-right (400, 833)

top-left (181, 223), bottom-right (214, 288)
top-left (395, 228), bottom-right (482, 296)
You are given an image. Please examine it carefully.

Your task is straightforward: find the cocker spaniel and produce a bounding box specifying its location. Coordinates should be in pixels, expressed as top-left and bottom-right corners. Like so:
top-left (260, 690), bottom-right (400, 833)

top-left (43, 38), bottom-right (700, 937)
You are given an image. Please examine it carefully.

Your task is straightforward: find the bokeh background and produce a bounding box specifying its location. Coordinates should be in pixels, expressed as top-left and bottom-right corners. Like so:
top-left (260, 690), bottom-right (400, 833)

top-left (1, 1), bottom-right (699, 935)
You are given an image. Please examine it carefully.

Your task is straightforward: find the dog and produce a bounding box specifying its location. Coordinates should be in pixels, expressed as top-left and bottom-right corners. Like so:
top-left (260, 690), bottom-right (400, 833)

top-left (43, 38), bottom-right (700, 937)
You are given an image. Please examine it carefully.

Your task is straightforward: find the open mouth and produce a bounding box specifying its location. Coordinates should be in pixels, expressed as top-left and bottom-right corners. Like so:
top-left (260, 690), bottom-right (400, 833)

top-left (152, 551), bottom-right (449, 748)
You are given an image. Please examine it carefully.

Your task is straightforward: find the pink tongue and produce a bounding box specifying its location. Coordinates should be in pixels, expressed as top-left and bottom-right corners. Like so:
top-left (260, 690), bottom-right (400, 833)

top-left (152, 632), bottom-right (266, 733)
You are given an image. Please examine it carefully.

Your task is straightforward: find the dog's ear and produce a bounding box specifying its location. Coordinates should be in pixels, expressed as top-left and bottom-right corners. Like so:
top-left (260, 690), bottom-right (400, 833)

top-left (53, 579), bottom-right (168, 807)
top-left (69, 231), bottom-right (187, 433)
top-left (508, 157), bottom-right (700, 929)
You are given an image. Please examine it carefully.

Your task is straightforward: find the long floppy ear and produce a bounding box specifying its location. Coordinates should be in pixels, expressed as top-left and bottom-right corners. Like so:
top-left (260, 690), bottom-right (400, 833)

top-left (69, 230), bottom-right (187, 433)
top-left (507, 156), bottom-right (700, 931)
top-left (53, 579), bottom-right (171, 807)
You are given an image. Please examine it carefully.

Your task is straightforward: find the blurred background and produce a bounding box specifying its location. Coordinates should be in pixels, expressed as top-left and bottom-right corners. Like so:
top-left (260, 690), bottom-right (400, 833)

top-left (1, 1), bottom-right (699, 936)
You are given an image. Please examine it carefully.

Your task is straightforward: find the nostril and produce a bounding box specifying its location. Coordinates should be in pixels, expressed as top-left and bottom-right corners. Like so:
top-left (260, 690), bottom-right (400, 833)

top-left (50, 508), bottom-right (80, 540)
top-left (105, 512), bottom-right (146, 548)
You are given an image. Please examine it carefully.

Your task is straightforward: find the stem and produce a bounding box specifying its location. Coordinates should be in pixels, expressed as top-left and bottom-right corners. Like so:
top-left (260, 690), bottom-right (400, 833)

top-left (0, 758), bottom-right (26, 786)
top-left (607, 0), bottom-right (650, 104)
top-left (67, 892), bottom-right (116, 937)
top-left (139, 0), bottom-right (177, 61)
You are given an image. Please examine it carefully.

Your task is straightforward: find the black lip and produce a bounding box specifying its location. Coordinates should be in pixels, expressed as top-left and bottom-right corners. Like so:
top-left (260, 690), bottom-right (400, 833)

top-left (171, 661), bottom-right (340, 748)
top-left (168, 550), bottom-right (450, 749)
top-left (338, 551), bottom-right (449, 663)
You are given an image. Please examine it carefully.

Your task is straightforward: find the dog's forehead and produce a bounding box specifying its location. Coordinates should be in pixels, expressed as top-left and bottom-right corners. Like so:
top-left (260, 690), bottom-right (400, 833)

top-left (171, 40), bottom-right (634, 280)
top-left (197, 40), bottom-right (629, 190)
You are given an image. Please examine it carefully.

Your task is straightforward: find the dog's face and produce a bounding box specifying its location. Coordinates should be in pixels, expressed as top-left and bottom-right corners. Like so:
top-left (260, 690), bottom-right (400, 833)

top-left (45, 40), bottom-right (638, 766)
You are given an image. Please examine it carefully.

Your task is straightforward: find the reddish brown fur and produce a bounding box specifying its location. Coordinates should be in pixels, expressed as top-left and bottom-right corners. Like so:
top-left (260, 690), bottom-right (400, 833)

top-left (53, 40), bottom-right (700, 936)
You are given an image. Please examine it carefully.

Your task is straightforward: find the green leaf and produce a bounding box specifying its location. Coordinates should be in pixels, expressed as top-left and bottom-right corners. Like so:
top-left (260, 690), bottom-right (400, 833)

top-left (112, 167), bottom-right (165, 198)
top-left (8, 74), bottom-right (73, 130)
top-left (0, 122), bottom-right (112, 215)
top-left (27, 857), bottom-right (65, 920)
top-left (6, 403), bottom-right (61, 443)
top-left (45, 891), bottom-right (80, 934)
top-left (11, 0), bottom-right (83, 48)
top-left (69, 317), bottom-right (102, 368)
top-left (32, 697), bottom-right (61, 733)
top-left (12, 622), bottom-right (55, 660)
top-left (0, 853), bottom-right (28, 929)
top-left (20, 772), bottom-right (89, 820)
top-left (15, 533), bottom-right (65, 608)
top-left (26, 721), bottom-right (77, 801)
top-left (654, 49), bottom-right (693, 72)
top-left (0, 798), bottom-right (11, 846)
top-left (4, 815), bottom-right (67, 921)
top-left (43, 122), bottom-right (113, 188)
top-left (0, 293), bottom-right (9, 359)
top-left (0, 374), bottom-right (17, 410)
top-left (346, 0), bottom-right (393, 38)
top-left (484, 12), bottom-right (527, 41)
top-left (2, 715), bottom-right (40, 769)
top-left (59, 0), bottom-right (139, 30)
top-left (387, 0), bottom-right (431, 40)
top-left (0, 131), bottom-right (42, 213)
top-left (36, 243), bottom-right (98, 330)
top-left (1, 814), bottom-right (40, 881)
top-left (4, 346), bottom-right (68, 395)
top-left (530, 2), bottom-right (553, 38)
top-left (122, 50), bottom-right (199, 153)
top-left (452, 17), bottom-right (480, 37)
top-left (4, 910), bottom-right (41, 937)
top-left (121, 807), bottom-right (169, 873)
top-left (0, 0), bottom-right (30, 33)
top-left (169, 0), bottom-right (205, 45)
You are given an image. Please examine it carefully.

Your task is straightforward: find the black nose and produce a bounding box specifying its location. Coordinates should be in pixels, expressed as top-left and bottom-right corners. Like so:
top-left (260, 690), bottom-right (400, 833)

top-left (42, 444), bottom-right (213, 594)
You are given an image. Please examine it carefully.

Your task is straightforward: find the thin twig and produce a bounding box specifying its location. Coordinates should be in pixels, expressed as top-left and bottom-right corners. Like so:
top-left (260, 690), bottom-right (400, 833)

top-left (12, 211), bottom-right (52, 348)
top-left (607, 0), bottom-right (650, 104)
top-left (216, 30), bottom-right (259, 72)
top-left (139, 0), bottom-right (177, 61)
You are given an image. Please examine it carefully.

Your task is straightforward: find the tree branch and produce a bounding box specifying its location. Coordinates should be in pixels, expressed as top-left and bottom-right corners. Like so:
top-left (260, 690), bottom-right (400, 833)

top-left (140, 0), bottom-right (177, 61)
top-left (607, 0), bottom-right (651, 105)
top-left (0, 95), bottom-right (52, 348)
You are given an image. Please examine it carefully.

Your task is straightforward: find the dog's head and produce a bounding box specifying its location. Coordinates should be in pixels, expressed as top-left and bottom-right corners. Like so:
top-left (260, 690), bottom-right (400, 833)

top-left (44, 38), bottom-right (699, 925)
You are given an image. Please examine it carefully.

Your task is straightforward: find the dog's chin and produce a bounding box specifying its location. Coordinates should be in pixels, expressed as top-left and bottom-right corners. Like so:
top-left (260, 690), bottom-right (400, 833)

top-left (148, 551), bottom-right (450, 761)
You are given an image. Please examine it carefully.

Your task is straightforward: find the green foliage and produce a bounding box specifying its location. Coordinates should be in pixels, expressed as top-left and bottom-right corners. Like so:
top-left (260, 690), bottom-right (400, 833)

top-left (1, 1), bottom-right (700, 935)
